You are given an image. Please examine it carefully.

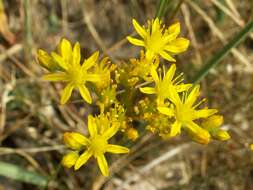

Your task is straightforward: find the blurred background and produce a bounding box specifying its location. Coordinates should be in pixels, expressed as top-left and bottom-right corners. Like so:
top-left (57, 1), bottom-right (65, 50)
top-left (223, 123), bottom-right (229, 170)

top-left (0, 0), bottom-right (253, 189)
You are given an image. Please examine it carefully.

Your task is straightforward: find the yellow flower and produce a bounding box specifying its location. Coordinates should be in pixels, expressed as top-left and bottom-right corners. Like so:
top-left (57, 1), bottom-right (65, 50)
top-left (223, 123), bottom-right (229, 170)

top-left (140, 64), bottom-right (192, 106)
top-left (92, 57), bottom-right (116, 89)
top-left (250, 144), bottom-right (253, 151)
top-left (127, 18), bottom-right (189, 61)
top-left (62, 115), bottom-right (129, 176)
top-left (38, 38), bottom-right (101, 104)
top-left (129, 50), bottom-right (159, 81)
top-left (157, 85), bottom-right (217, 138)
top-left (202, 115), bottom-right (230, 141)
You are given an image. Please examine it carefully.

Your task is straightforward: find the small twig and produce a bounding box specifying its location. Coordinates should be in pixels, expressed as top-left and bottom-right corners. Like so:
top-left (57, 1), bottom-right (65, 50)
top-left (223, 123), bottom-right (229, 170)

top-left (0, 145), bottom-right (65, 155)
top-left (0, 82), bottom-right (14, 134)
top-left (117, 143), bottom-right (190, 190)
top-left (61, 0), bottom-right (68, 35)
top-left (0, 44), bottom-right (23, 63)
top-left (181, 3), bottom-right (202, 66)
top-left (211, 0), bottom-right (253, 40)
top-left (80, 0), bottom-right (107, 53)
top-left (188, 0), bottom-right (253, 72)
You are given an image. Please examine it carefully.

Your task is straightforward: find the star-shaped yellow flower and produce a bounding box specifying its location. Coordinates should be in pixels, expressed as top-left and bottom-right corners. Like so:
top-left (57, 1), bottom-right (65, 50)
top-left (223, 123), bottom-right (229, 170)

top-left (61, 115), bottom-right (129, 176)
top-left (127, 18), bottom-right (189, 61)
top-left (157, 85), bottom-right (217, 142)
top-left (37, 38), bottom-right (101, 104)
top-left (139, 64), bottom-right (192, 106)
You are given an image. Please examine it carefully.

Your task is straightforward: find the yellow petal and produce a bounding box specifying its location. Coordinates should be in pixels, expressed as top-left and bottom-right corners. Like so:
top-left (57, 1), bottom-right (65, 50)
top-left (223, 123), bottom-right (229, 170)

top-left (170, 121), bottom-right (182, 137)
top-left (58, 38), bottom-right (72, 62)
top-left (126, 36), bottom-right (145, 46)
top-left (159, 51), bottom-right (176, 62)
top-left (150, 66), bottom-right (159, 84)
top-left (72, 42), bottom-right (81, 66)
top-left (96, 154), bottom-right (109, 176)
top-left (88, 115), bottom-right (97, 137)
top-left (157, 106), bottom-right (174, 117)
top-left (61, 151), bottom-right (79, 168)
top-left (165, 22), bottom-right (180, 42)
top-left (167, 85), bottom-right (181, 105)
top-left (78, 85), bottom-right (92, 104)
top-left (86, 74), bottom-right (101, 82)
top-left (65, 132), bottom-right (90, 146)
top-left (60, 83), bottom-right (74, 104)
top-left (74, 149), bottom-right (92, 170)
top-left (165, 38), bottom-right (190, 53)
top-left (145, 50), bottom-right (155, 61)
top-left (82, 51), bottom-right (99, 70)
top-left (106, 144), bottom-right (129, 154)
top-left (51, 52), bottom-right (68, 70)
top-left (42, 73), bottom-right (68, 81)
top-left (193, 109), bottom-right (217, 120)
top-left (132, 19), bottom-right (147, 38)
top-left (103, 125), bottom-right (119, 140)
top-left (165, 64), bottom-right (176, 82)
top-left (175, 84), bottom-right (192, 92)
top-left (152, 18), bottom-right (160, 33)
top-left (185, 85), bottom-right (200, 107)
top-left (139, 87), bottom-right (156, 94)
top-left (63, 132), bottom-right (84, 150)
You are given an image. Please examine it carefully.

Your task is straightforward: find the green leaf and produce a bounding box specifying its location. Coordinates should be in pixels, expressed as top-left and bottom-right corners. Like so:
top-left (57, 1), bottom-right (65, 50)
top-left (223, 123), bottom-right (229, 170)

top-left (192, 20), bottom-right (253, 83)
top-left (0, 161), bottom-right (48, 187)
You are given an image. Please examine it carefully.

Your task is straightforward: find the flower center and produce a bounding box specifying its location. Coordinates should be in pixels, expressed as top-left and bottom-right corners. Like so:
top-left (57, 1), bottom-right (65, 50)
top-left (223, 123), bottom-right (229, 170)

top-left (175, 104), bottom-right (193, 123)
top-left (90, 135), bottom-right (108, 156)
top-left (68, 67), bottom-right (85, 85)
top-left (146, 30), bottom-right (165, 53)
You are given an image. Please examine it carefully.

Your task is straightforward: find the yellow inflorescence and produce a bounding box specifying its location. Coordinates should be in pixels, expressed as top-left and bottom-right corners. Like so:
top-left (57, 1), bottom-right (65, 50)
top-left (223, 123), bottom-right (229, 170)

top-left (61, 115), bottom-right (129, 176)
top-left (37, 17), bottom-right (231, 177)
top-left (38, 39), bottom-right (103, 104)
top-left (127, 18), bottom-right (189, 61)
top-left (140, 64), bottom-right (192, 106)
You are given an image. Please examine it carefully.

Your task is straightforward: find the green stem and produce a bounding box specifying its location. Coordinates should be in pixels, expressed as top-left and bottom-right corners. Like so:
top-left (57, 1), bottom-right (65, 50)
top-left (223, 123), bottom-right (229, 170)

top-left (167, 0), bottom-right (186, 22)
top-left (192, 20), bottom-right (253, 84)
top-left (156, 0), bottom-right (170, 18)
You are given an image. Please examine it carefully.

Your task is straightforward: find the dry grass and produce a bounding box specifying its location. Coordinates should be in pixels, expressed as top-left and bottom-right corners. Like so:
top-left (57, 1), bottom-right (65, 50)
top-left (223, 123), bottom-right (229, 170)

top-left (0, 0), bottom-right (253, 189)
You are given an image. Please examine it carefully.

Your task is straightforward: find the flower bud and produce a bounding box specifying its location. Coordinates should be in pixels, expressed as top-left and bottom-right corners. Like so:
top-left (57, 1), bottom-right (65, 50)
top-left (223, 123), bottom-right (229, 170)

top-left (61, 151), bottom-right (79, 168)
top-left (211, 129), bottom-right (230, 141)
top-left (188, 128), bottom-right (211, 145)
top-left (126, 128), bottom-right (139, 141)
top-left (202, 115), bottom-right (223, 130)
top-left (63, 132), bottom-right (88, 150)
top-left (37, 49), bottom-right (57, 70)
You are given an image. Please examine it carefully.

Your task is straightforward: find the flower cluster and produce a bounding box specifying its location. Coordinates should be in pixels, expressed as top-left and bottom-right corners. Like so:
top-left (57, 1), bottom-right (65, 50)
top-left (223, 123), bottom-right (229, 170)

top-left (37, 18), bottom-right (230, 176)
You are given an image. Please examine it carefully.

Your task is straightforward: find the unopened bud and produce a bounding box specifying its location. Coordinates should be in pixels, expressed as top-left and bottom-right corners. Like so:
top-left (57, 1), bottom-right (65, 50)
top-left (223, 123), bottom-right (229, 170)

top-left (126, 128), bottom-right (139, 141)
top-left (212, 129), bottom-right (230, 141)
top-left (63, 132), bottom-right (88, 150)
top-left (61, 151), bottom-right (79, 168)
